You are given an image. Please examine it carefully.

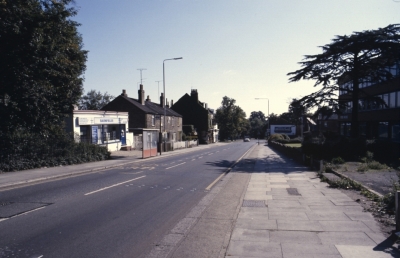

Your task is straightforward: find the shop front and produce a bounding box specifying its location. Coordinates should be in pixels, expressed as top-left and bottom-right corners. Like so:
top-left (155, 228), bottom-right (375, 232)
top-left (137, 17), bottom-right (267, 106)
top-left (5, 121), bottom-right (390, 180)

top-left (65, 110), bottom-right (132, 152)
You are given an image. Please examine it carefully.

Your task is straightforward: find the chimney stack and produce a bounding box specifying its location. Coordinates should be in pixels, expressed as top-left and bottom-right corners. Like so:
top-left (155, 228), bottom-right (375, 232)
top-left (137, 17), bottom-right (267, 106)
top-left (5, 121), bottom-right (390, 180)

top-left (138, 84), bottom-right (145, 105)
top-left (205, 103), bottom-right (208, 109)
top-left (191, 89), bottom-right (198, 102)
top-left (122, 89), bottom-right (128, 97)
top-left (160, 93), bottom-right (165, 108)
top-left (146, 95), bottom-right (151, 102)
top-left (166, 98), bottom-right (169, 108)
top-left (171, 99), bottom-right (174, 107)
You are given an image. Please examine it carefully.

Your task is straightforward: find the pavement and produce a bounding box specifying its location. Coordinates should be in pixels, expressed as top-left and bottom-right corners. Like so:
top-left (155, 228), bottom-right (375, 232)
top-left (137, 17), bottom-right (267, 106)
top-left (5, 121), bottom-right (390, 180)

top-left (1, 143), bottom-right (399, 258)
top-left (223, 145), bottom-right (400, 258)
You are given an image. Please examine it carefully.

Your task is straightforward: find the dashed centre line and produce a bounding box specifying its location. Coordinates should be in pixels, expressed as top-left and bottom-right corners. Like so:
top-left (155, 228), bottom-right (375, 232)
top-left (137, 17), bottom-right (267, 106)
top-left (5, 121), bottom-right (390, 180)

top-left (84, 176), bottom-right (146, 195)
top-left (165, 162), bottom-right (186, 170)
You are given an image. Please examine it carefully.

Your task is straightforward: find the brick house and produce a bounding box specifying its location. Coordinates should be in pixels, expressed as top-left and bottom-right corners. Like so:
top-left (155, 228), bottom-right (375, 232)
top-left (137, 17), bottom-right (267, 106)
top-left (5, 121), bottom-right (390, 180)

top-left (101, 85), bottom-right (183, 144)
top-left (171, 89), bottom-right (217, 144)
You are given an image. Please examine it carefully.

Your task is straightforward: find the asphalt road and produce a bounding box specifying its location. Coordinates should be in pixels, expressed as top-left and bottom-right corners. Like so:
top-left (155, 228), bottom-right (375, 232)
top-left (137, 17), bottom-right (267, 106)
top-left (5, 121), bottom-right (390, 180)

top-left (0, 141), bottom-right (255, 258)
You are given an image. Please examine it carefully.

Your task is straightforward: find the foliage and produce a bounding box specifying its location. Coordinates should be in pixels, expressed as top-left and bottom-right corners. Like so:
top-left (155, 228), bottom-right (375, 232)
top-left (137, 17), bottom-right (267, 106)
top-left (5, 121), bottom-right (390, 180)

top-left (79, 90), bottom-right (115, 110)
top-left (357, 160), bottom-right (388, 172)
top-left (331, 157), bottom-right (345, 164)
top-left (0, 130), bottom-right (110, 172)
top-left (0, 0), bottom-right (88, 137)
top-left (288, 24), bottom-right (400, 137)
top-left (215, 96), bottom-right (248, 140)
top-left (249, 111), bottom-right (267, 138)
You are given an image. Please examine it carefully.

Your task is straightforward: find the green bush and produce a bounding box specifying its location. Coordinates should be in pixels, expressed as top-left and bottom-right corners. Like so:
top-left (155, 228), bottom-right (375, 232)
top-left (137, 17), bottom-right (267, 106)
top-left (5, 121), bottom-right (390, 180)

top-left (331, 157), bottom-right (345, 165)
top-left (0, 131), bottom-right (111, 172)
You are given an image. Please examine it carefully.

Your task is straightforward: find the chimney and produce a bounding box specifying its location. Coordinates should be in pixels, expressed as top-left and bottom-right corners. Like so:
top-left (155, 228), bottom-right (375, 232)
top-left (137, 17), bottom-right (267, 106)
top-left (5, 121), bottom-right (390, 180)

top-left (166, 98), bottom-right (169, 108)
top-left (171, 99), bottom-right (174, 107)
top-left (138, 84), bottom-right (145, 105)
top-left (191, 89), bottom-right (198, 102)
top-left (160, 92), bottom-right (165, 108)
top-left (121, 89), bottom-right (128, 97)
top-left (146, 95), bottom-right (151, 102)
top-left (205, 103), bottom-right (208, 109)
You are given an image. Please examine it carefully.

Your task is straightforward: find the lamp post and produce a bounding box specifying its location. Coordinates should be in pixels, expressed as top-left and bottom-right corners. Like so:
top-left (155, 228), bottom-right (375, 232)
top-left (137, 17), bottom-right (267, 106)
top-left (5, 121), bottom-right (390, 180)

top-left (161, 57), bottom-right (182, 152)
top-left (255, 98), bottom-right (270, 139)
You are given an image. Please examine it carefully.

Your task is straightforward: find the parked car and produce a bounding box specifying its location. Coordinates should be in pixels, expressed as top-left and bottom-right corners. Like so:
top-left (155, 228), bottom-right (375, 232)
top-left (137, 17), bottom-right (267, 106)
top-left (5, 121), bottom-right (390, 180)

top-left (244, 137), bottom-right (250, 142)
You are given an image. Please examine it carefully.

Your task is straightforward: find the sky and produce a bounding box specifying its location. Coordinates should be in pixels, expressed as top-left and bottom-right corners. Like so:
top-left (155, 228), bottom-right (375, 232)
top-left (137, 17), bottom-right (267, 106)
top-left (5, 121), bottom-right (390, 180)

top-left (73, 0), bottom-right (400, 118)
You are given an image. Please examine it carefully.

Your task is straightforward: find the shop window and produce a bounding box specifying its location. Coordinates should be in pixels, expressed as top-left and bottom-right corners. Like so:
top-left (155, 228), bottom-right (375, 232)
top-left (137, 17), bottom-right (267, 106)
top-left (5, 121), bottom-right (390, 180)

top-left (392, 123), bottom-right (400, 142)
top-left (80, 126), bottom-right (90, 143)
top-left (378, 122), bottom-right (389, 139)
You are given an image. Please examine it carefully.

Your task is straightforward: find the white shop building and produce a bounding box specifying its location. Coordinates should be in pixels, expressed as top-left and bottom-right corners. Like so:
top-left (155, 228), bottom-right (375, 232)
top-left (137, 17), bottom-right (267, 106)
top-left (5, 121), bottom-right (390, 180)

top-left (64, 110), bottom-right (133, 152)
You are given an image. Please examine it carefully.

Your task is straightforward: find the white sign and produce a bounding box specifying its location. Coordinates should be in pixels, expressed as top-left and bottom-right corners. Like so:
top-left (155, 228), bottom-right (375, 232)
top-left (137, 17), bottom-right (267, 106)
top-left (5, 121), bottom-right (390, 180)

top-left (78, 117), bottom-right (91, 125)
top-left (270, 125), bottom-right (296, 136)
top-left (94, 117), bottom-right (118, 124)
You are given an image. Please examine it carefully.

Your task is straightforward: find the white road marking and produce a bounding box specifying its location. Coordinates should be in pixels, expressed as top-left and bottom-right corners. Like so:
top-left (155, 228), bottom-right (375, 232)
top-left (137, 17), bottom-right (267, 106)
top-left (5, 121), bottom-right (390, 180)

top-left (165, 162), bottom-right (186, 170)
top-left (84, 176), bottom-right (146, 195)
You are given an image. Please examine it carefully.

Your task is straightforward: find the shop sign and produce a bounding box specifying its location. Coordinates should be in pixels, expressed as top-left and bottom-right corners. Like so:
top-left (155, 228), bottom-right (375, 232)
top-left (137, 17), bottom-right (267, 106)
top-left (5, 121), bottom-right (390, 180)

top-left (94, 117), bottom-right (118, 124)
top-left (78, 117), bottom-right (92, 125)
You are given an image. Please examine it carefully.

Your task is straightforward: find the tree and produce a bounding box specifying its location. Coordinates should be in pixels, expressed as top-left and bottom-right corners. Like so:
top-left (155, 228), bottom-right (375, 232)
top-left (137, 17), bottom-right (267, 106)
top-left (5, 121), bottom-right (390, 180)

top-left (79, 90), bottom-right (114, 110)
top-left (215, 96), bottom-right (248, 140)
top-left (249, 111), bottom-right (267, 138)
top-left (287, 24), bottom-right (400, 137)
top-left (0, 0), bottom-right (88, 136)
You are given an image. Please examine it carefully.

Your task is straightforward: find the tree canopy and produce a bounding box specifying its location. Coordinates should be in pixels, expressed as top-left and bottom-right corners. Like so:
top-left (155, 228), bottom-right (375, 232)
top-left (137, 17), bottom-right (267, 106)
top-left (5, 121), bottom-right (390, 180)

top-left (0, 0), bottom-right (88, 136)
top-left (79, 90), bottom-right (114, 110)
top-left (215, 96), bottom-right (249, 140)
top-left (249, 111), bottom-right (267, 138)
top-left (287, 24), bottom-right (400, 137)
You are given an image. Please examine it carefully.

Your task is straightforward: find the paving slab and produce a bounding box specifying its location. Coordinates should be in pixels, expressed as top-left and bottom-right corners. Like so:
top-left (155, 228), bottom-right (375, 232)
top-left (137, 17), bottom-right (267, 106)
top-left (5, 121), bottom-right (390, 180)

top-left (226, 240), bottom-right (282, 258)
top-left (317, 232), bottom-right (377, 246)
top-left (268, 211), bottom-right (309, 221)
top-left (335, 245), bottom-right (395, 258)
top-left (270, 231), bottom-right (321, 244)
top-left (277, 220), bottom-right (324, 231)
top-left (306, 210), bottom-right (351, 221)
top-left (230, 228), bottom-right (269, 242)
top-left (281, 243), bottom-right (340, 256)
top-left (319, 220), bottom-right (374, 232)
top-left (235, 218), bottom-right (277, 230)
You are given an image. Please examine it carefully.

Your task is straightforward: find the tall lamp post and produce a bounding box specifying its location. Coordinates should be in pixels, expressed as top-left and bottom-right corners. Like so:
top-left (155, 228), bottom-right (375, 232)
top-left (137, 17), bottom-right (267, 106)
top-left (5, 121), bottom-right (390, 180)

top-left (255, 98), bottom-right (269, 139)
top-left (161, 57), bottom-right (182, 153)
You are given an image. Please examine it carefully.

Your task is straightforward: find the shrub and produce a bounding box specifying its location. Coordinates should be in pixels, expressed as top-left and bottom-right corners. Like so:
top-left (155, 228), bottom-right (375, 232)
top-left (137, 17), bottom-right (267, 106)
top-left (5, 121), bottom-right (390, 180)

top-left (331, 157), bottom-right (345, 165)
top-left (0, 131), bottom-right (111, 172)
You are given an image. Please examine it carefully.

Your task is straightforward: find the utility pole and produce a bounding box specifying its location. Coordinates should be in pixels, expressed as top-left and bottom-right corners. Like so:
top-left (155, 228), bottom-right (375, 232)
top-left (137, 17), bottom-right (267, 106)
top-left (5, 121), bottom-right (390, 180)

top-left (137, 68), bottom-right (147, 85)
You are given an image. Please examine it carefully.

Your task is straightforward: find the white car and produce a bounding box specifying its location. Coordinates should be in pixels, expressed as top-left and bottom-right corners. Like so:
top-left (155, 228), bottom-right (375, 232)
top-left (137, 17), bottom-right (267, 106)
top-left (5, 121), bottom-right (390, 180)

top-left (244, 138), bottom-right (250, 142)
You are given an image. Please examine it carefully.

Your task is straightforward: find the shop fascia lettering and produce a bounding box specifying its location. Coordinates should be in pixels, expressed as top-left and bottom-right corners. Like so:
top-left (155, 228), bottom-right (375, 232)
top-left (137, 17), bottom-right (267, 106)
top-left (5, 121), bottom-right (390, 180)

top-left (78, 117), bottom-right (127, 125)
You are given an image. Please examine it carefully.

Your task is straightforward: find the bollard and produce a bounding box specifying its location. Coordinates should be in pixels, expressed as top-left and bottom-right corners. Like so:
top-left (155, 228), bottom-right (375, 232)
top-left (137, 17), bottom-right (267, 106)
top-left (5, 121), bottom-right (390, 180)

top-left (397, 191), bottom-right (400, 231)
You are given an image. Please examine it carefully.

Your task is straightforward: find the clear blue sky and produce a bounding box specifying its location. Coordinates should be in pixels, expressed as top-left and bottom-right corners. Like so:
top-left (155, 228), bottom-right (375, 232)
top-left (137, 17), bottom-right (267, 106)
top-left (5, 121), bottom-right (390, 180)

top-left (73, 0), bottom-right (400, 117)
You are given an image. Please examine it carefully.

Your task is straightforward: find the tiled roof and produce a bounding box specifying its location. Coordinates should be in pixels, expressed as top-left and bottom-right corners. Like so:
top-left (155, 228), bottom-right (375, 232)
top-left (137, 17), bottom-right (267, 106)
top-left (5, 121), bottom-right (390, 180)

top-left (122, 95), bottom-right (182, 117)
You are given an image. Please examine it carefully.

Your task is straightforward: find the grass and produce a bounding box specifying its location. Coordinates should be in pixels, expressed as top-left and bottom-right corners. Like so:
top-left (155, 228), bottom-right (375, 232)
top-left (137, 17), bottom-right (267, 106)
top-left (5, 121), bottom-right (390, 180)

top-left (284, 143), bottom-right (301, 148)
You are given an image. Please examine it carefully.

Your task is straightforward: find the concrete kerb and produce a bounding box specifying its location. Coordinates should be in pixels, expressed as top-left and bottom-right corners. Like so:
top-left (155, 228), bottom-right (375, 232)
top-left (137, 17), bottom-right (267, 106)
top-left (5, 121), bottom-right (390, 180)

top-left (0, 143), bottom-right (229, 191)
top-left (323, 169), bottom-right (384, 199)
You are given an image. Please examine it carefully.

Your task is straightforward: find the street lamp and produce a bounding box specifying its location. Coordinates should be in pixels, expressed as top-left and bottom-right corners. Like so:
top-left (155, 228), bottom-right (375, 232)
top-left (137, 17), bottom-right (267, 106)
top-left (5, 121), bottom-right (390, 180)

top-left (161, 57), bottom-right (182, 152)
top-left (255, 98), bottom-right (270, 139)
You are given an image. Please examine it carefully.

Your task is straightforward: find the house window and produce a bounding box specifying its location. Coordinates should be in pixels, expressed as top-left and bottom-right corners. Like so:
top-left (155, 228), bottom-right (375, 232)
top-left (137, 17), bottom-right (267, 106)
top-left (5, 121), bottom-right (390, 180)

top-left (151, 115), bottom-right (155, 126)
top-left (382, 94), bottom-right (389, 109)
top-left (172, 117), bottom-right (174, 126)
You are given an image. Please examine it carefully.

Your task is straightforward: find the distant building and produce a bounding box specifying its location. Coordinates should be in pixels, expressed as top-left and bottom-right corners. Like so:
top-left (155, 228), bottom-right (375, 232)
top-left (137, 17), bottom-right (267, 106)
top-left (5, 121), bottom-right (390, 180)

top-left (171, 89), bottom-right (217, 144)
top-left (338, 61), bottom-right (400, 142)
top-left (101, 85), bottom-right (183, 146)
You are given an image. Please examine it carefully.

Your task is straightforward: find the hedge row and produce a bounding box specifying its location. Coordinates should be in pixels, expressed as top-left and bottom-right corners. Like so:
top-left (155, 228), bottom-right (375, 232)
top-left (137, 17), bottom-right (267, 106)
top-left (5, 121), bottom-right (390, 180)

top-left (0, 132), bottom-right (110, 172)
